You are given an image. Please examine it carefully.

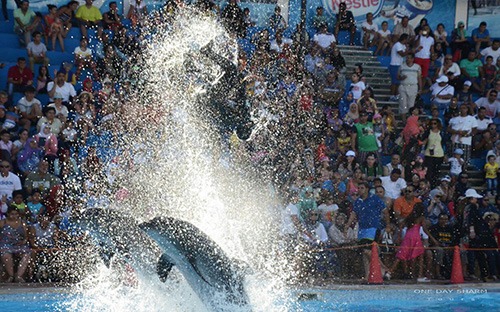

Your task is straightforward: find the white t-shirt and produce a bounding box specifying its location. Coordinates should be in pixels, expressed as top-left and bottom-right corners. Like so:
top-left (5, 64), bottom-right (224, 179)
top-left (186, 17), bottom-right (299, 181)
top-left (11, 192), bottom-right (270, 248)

top-left (378, 29), bottom-right (391, 38)
top-left (448, 157), bottom-right (463, 175)
top-left (475, 97), bottom-right (500, 119)
top-left (269, 38), bottom-right (293, 53)
top-left (438, 62), bottom-right (461, 77)
top-left (17, 96), bottom-right (41, 114)
top-left (475, 115), bottom-right (493, 131)
top-left (303, 222), bottom-right (329, 244)
top-left (380, 176), bottom-right (407, 199)
top-left (390, 42), bottom-right (406, 66)
top-left (362, 21), bottom-right (378, 40)
top-left (430, 83), bottom-right (454, 103)
top-left (480, 46), bottom-right (500, 63)
top-left (74, 46), bottom-right (93, 58)
top-left (449, 115), bottom-right (478, 145)
top-left (313, 33), bottom-right (336, 49)
top-left (47, 81), bottom-right (77, 102)
top-left (0, 172), bottom-right (22, 200)
top-left (27, 41), bottom-right (47, 57)
top-left (415, 35), bottom-right (434, 59)
top-left (350, 81), bottom-right (366, 100)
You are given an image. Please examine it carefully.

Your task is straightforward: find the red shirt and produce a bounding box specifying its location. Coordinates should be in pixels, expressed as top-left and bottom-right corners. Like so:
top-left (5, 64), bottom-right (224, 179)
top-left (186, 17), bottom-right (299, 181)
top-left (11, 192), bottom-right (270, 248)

top-left (7, 65), bottom-right (34, 86)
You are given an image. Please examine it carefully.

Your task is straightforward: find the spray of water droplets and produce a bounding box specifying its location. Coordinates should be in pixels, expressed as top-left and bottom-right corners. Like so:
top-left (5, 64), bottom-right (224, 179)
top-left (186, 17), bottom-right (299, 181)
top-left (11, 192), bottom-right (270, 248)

top-left (58, 8), bottom-right (296, 312)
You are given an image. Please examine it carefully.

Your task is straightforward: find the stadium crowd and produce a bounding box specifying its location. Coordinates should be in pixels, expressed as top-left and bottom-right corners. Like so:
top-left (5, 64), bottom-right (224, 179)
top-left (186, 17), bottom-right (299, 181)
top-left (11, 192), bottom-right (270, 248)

top-left (0, 0), bottom-right (499, 284)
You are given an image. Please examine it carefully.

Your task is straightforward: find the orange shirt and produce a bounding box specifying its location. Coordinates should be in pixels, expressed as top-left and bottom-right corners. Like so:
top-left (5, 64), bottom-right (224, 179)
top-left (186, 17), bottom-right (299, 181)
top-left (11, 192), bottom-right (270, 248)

top-left (393, 196), bottom-right (422, 218)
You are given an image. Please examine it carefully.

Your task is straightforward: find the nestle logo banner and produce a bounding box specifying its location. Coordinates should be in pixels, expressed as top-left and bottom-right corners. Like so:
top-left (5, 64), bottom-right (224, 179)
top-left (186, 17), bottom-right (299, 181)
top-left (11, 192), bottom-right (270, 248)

top-left (323, 0), bottom-right (433, 23)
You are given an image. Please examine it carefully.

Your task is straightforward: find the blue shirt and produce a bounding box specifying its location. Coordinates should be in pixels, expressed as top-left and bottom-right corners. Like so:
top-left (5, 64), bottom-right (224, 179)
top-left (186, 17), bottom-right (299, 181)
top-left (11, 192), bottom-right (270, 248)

top-left (322, 180), bottom-right (346, 194)
top-left (472, 28), bottom-right (489, 40)
top-left (353, 194), bottom-right (386, 230)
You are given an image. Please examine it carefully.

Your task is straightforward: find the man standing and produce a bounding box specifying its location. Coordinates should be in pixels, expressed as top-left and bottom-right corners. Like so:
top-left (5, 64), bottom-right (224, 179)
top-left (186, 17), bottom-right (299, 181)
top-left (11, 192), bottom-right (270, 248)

top-left (413, 25), bottom-right (434, 79)
top-left (448, 104), bottom-right (478, 165)
top-left (13, 0), bottom-right (40, 46)
top-left (380, 168), bottom-right (407, 200)
top-left (347, 182), bottom-right (388, 279)
top-left (389, 34), bottom-right (409, 101)
top-left (351, 110), bottom-right (379, 163)
top-left (76, 0), bottom-right (103, 38)
top-left (398, 53), bottom-right (422, 122)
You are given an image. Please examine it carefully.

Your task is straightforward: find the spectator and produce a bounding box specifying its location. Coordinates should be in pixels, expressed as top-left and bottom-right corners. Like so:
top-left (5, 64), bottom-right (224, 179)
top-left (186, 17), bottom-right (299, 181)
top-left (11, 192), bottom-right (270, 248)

top-left (347, 182), bottom-right (388, 279)
top-left (268, 6), bottom-right (286, 34)
top-left (24, 159), bottom-right (60, 196)
top-left (351, 111), bottom-right (379, 163)
top-left (474, 89), bottom-right (499, 119)
top-left (102, 1), bottom-right (122, 35)
top-left (392, 16), bottom-right (415, 43)
top-left (47, 94), bottom-right (68, 123)
top-left (16, 85), bottom-right (42, 131)
top-left (328, 212), bottom-right (357, 246)
top-left (16, 138), bottom-right (43, 178)
top-left (312, 6), bottom-right (328, 31)
top-left (471, 21), bottom-right (491, 54)
top-left (7, 57), bottom-right (34, 96)
top-left (383, 153), bottom-right (405, 179)
top-left (426, 189), bottom-right (450, 226)
top-left (480, 39), bottom-right (500, 64)
top-left (47, 70), bottom-right (77, 104)
top-left (44, 4), bottom-right (65, 52)
top-left (26, 31), bottom-right (49, 72)
top-left (393, 185), bottom-right (422, 222)
top-left (0, 160), bottom-right (22, 210)
top-left (380, 168), bottom-right (407, 200)
top-left (334, 2), bottom-right (356, 46)
top-left (75, 0), bottom-right (103, 38)
top-left (389, 34), bottom-right (410, 101)
top-left (430, 75), bottom-right (454, 118)
top-left (438, 54), bottom-right (461, 87)
top-left (433, 23), bottom-right (449, 48)
top-left (398, 53), bottom-right (422, 122)
top-left (361, 12), bottom-right (378, 49)
top-left (422, 118), bottom-right (444, 187)
top-left (388, 203), bottom-right (438, 282)
top-left (313, 24), bottom-right (336, 54)
top-left (460, 51), bottom-right (484, 93)
top-left (0, 206), bottom-right (31, 282)
top-left (74, 37), bottom-right (96, 79)
top-left (269, 30), bottom-right (293, 54)
top-left (484, 155), bottom-right (499, 196)
top-left (36, 65), bottom-right (52, 94)
top-left (13, 0), bottom-right (41, 46)
top-left (429, 213), bottom-right (455, 279)
top-left (450, 21), bottom-right (469, 61)
top-left (127, 0), bottom-right (147, 28)
top-left (375, 21), bottom-right (392, 56)
top-left (37, 106), bottom-right (63, 136)
top-left (414, 25), bottom-right (434, 79)
top-left (448, 104), bottom-right (477, 165)
top-left (57, 1), bottom-right (80, 34)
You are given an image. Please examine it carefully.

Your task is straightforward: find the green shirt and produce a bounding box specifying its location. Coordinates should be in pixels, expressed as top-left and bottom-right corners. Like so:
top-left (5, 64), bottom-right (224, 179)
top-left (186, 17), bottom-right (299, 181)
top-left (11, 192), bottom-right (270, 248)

top-left (460, 58), bottom-right (482, 78)
top-left (76, 5), bottom-right (103, 22)
top-left (354, 122), bottom-right (379, 152)
top-left (13, 8), bottom-right (36, 29)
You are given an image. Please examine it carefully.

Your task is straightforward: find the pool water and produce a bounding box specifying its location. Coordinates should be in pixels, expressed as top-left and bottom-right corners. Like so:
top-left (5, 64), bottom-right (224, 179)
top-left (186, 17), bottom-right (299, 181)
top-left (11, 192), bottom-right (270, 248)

top-left (1, 287), bottom-right (499, 311)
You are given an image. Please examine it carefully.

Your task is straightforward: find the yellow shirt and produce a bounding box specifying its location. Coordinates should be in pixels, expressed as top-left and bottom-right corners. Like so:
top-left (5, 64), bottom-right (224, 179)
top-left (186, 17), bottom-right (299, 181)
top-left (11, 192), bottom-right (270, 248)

top-left (76, 5), bottom-right (103, 22)
top-left (484, 162), bottom-right (499, 179)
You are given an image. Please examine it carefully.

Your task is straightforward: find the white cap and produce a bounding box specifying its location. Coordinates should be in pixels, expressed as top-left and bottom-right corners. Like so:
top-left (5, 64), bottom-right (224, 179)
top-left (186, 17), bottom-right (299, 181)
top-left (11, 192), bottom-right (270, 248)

top-left (346, 150), bottom-right (356, 157)
top-left (441, 175), bottom-right (451, 182)
top-left (465, 189), bottom-right (483, 198)
top-left (436, 75), bottom-right (449, 83)
top-left (463, 80), bottom-right (472, 87)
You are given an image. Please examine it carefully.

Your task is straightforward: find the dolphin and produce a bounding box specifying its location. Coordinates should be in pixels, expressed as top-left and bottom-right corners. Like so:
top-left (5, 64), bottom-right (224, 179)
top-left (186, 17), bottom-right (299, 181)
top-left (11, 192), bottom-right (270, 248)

top-left (73, 209), bottom-right (250, 310)
top-left (139, 217), bottom-right (250, 309)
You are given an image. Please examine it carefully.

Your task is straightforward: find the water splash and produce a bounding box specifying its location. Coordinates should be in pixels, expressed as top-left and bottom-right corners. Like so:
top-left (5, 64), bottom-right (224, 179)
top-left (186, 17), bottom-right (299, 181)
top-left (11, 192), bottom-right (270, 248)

top-left (61, 8), bottom-right (295, 312)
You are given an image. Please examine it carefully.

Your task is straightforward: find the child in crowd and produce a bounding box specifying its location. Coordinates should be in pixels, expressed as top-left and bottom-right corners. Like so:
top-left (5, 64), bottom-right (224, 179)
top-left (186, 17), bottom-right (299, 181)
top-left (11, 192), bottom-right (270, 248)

top-left (0, 129), bottom-right (13, 157)
top-left (482, 56), bottom-right (496, 90)
top-left (11, 190), bottom-right (29, 220)
top-left (372, 113), bottom-right (384, 152)
top-left (456, 82), bottom-right (473, 106)
top-left (484, 155), bottom-right (499, 196)
top-left (349, 73), bottom-right (365, 101)
top-left (448, 148), bottom-right (465, 182)
top-left (411, 154), bottom-right (428, 180)
top-left (27, 189), bottom-right (45, 222)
